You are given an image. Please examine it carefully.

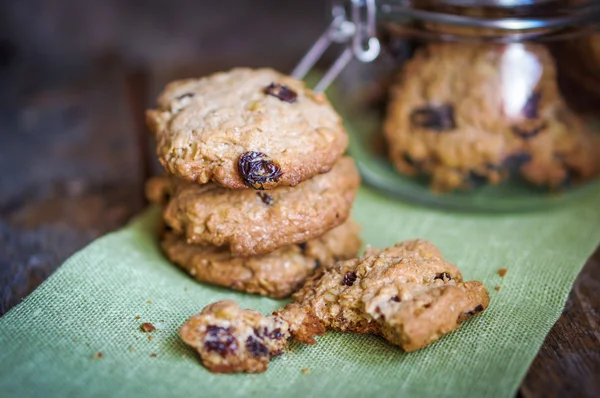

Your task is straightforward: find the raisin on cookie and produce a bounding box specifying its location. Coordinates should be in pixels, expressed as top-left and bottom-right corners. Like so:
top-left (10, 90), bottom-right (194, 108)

top-left (146, 68), bottom-right (348, 189)
top-left (161, 219), bottom-right (362, 299)
top-left (384, 42), bottom-right (600, 191)
top-left (180, 240), bottom-right (490, 373)
top-left (147, 157), bottom-right (360, 257)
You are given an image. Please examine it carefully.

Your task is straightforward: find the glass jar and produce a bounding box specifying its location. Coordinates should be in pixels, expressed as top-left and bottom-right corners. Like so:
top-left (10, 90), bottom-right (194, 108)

top-left (327, 0), bottom-right (600, 211)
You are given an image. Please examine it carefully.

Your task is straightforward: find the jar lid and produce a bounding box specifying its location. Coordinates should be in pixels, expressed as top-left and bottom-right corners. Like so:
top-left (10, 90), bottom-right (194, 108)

top-left (426, 0), bottom-right (560, 7)
top-left (379, 0), bottom-right (600, 41)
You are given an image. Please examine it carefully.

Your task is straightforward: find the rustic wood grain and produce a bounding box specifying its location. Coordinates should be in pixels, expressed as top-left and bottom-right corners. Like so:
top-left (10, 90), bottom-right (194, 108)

top-left (519, 248), bottom-right (600, 398)
top-left (0, 1), bottom-right (598, 396)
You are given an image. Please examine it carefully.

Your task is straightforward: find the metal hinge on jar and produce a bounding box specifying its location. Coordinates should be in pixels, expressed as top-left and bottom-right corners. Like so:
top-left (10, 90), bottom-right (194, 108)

top-left (291, 0), bottom-right (381, 92)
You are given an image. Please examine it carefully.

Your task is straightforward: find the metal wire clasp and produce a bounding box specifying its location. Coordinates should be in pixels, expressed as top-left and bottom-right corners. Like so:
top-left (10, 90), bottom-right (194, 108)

top-left (291, 0), bottom-right (381, 92)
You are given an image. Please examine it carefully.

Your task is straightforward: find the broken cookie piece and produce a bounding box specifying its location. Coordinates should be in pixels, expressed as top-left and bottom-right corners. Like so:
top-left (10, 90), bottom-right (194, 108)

top-left (180, 240), bottom-right (490, 373)
top-left (292, 239), bottom-right (490, 351)
top-left (179, 300), bottom-right (292, 373)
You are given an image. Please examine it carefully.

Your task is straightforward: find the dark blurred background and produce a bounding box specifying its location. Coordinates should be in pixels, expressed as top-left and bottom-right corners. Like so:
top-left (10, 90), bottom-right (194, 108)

top-left (0, 0), bottom-right (327, 313)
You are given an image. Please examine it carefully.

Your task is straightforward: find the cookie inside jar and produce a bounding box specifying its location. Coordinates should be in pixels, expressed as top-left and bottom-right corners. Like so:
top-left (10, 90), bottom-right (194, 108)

top-left (334, 0), bottom-right (600, 210)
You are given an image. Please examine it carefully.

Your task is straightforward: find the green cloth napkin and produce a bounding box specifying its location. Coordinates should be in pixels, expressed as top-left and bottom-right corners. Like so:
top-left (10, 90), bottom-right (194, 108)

top-left (1, 186), bottom-right (599, 398)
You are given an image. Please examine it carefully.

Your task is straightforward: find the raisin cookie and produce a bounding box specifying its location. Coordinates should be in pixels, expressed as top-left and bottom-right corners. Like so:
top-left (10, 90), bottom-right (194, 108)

top-left (161, 219), bottom-right (362, 299)
top-left (180, 239), bottom-right (489, 373)
top-left (289, 239), bottom-right (489, 350)
top-left (384, 42), bottom-right (599, 191)
top-left (146, 68), bottom-right (348, 189)
top-left (147, 157), bottom-right (360, 256)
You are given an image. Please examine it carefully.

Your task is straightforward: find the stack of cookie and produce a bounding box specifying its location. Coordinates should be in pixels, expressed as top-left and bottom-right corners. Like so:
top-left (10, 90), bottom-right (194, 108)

top-left (145, 68), bottom-right (362, 299)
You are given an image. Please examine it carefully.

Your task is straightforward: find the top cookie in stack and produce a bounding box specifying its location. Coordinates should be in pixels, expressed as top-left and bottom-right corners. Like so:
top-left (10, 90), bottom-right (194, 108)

top-left (145, 68), bottom-right (362, 299)
top-left (146, 68), bottom-right (349, 188)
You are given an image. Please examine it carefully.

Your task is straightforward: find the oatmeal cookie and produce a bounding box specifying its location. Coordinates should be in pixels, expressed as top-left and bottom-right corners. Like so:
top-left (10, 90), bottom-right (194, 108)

top-left (147, 157), bottom-right (360, 256)
top-left (146, 68), bottom-right (348, 189)
top-left (384, 42), bottom-right (599, 191)
top-left (290, 239), bottom-right (489, 351)
top-left (180, 240), bottom-right (490, 373)
top-left (161, 219), bottom-right (362, 299)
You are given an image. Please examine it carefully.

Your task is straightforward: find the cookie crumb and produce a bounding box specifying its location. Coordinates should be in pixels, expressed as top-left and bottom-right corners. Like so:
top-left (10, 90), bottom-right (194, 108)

top-left (150, 353), bottom-right (157, 358)
top-left (147, 300), bottom-right (152, 304)
top-left (141, 322), bottom-right (156, 333)
top-left (135, 316), bottom-right (141, 320)
top-left (495, 286), bottom-right (501, 291)
top-left (148, 335), bottom-right (154, 341)
top-left (301, 368), bottom-right (310, 375)
top-left (72, 338), bottom-right (78, 343)
top-left (497, 268), bottom-right (508, 277)
top-left (128, 345), bottom-right (135, 352)
top-left (92, 352), bottom-right (103, 359)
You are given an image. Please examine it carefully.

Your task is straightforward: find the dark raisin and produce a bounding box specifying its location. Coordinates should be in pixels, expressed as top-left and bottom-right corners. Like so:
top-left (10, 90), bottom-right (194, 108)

top-left (502, 152), bottom-right (532, 174)
top-left (176, 92), bottom-right (194, 101)
top-left (521, 91), bottom-right (541, 119)
top-left (164, 225), bottom-right (174, 232)
top-left (238, 151), bottom-right (283, 190)
top-left (204, 326), bottom-right (238, 355)
top-left (410, 104), bottom-right (456, 131)
top-left (464, 304), bottom-right (485, 317)
top-left (465, 171), bottom-right (488, 188)
top-left (246, 336), bottom-right (269, 357)
top-left (390, 296), bottom-right (401, 302)
top-left (257, 192), bottom-right (274, 205)
top-left (268, 328), bottom-right (283, 340)
top-left (314, 260), bottom-right (321, 270)
top-left (342, 271), bottom-right (357, 286)
top-left (298, 242), bottom-right (307, 252)
top-left (402, 153), bottom-right (423, 170)
top-left (434, 272), bottom-right (452, 282)
top-left (511, 123), bottom-right (546, 140)
top-left (264, 83), bottom-right (297, 103)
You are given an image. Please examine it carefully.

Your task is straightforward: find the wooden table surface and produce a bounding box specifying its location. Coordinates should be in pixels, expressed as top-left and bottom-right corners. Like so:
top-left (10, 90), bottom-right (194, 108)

top-left (0, 1), bottom-right (598, 396)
